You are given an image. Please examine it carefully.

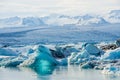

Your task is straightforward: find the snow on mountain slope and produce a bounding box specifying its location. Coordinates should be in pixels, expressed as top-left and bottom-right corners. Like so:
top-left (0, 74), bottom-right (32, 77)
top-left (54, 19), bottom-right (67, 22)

top-left (0, 16), bottom-right (22, 28)
top-left (0, 10), bottom-right (119, 27)
top-left (77, 16), bottom-right (109, 26)
top-left (104, 10), bottom-right (120, 23)
top-left (41, 14), bottom-right (78, 26)
top-left (41, 14), bottom-right (110, 26)
top-left (0, 10), bottom-right (119, 45)
top-left (22, 17), bottom-right (45, 26)
top-left (43, 16), bottom-right (77, 26)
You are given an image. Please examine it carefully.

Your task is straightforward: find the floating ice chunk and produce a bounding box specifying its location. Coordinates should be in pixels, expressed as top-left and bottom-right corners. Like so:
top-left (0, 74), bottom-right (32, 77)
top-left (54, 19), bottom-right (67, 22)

top-left (68, 50), bottom-right (90, 64)
top-left (0, 48), bottom-right (18, 56)
top-left (102, 65), bottom-right (120, 75)
top-left (102, 48), bottom-right (120, 60)
top-left (18, 45), bottom-right (59, 75)
top-left (68, 52), bottom-right (78, 64)
top-left (27, 48), bottom-right (34, 54)
top-left (57, 58), bottom-right (68, 65)
top-left (55, 45), bottom-right (79, 58)
top-left (80, 50), bottom-right (90, 58)
top-left (116, 39), bottom-right (120, 47)
top-left (31, 45), bottom-right (59, 75)
top-left (81, 62), bottom-right (94, 69)
top-left (35, 45), bottom-right (59, 65)
top-left (68, 43), bottom-right (103, 64)
top-left (84, 43), bottom-right (101, 56)
top-left (0, 56), bottom-right (25, 67)
top-left (20, 45), bottom-right (59, 67)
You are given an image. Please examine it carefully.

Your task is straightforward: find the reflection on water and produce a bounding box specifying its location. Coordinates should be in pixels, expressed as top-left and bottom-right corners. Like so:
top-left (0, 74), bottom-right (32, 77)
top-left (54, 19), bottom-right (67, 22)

top-left (34, 65), bottom-right (55, 76)
top-left (31, 59), bottom-right (56, 76)
top-left (0, 65), bottom-right (120, 80)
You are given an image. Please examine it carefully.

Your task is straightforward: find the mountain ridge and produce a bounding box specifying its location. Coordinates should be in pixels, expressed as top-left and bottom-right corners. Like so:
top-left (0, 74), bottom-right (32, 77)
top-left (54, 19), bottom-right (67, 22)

top-left (0, 10), bottom-right (120, 28)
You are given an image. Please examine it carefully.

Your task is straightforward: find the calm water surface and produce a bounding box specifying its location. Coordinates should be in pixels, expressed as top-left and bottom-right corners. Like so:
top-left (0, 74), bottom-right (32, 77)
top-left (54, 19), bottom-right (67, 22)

top-left (0, 65), bottom-right (120, 80)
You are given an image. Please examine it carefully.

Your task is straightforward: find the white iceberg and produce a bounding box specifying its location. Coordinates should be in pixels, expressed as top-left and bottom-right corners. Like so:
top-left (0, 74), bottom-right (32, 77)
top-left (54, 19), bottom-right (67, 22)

top-left (68, 43), bottom-right (103, 64)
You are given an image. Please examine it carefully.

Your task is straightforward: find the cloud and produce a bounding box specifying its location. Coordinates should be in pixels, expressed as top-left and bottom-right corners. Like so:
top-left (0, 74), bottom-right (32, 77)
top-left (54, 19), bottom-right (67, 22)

top-left (0, 0), bottom-right (120, 18)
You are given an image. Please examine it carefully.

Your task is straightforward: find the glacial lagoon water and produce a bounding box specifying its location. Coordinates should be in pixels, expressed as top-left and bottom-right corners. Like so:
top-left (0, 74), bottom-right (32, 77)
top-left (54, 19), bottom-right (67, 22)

top-left (0, 65), bottom-right (120, 80)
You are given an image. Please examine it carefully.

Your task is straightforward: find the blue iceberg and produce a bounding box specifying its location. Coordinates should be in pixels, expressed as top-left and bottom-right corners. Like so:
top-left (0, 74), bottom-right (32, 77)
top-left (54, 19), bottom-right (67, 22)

top-left (19, 45), bottom-right (58, 75)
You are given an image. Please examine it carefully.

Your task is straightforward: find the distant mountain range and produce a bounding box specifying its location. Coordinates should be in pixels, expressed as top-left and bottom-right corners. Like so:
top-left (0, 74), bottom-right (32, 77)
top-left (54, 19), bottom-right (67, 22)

top-left (0, 10), bottom-right (120, 28)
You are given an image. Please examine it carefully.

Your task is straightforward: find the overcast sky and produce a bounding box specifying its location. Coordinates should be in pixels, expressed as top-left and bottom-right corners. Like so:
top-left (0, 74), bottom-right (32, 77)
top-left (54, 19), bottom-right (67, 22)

top-left (0, 0), bottom-right (120, 18)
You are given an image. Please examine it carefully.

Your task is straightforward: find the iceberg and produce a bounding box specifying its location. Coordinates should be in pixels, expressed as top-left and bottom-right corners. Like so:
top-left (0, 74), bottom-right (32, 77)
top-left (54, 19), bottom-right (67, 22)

top-left (29, 45), bottom-right (58, 75)
top-left (102, 65), bottom-right (120, 76)
top-left (0, 42), bottom-right (120, 75)
top-left (116, 39), bottom-right (120, 47)
top-left (54, 45), bottom-right (79, 58)
top-left (102, 48), bottom-right (120, 60)
top-left (0, 48), bottom-right (18, 56)
top-left (80, 61), bottom-right (95, 69)
top-left (0, 56), bottom-right (25, 67)
top-left (83, 43), bottom-right (103, 56)
top-left (33, 45), bottom-right (59, 65)
top-left (68, 43), bottom-right (103, 64)
top-left (19, 45), bottom-right (59, 75)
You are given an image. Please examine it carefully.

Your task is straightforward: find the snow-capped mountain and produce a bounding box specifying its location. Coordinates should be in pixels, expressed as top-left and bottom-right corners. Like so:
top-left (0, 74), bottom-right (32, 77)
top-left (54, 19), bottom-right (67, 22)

top-left (22, 17), bottom-right (45, 26)
top-left (41, 14), bottom-right (109, 26)
top-left (77, 15), bottom-right (109, 26)
top-left (0, 10), bottom-right (120, 28)
top-left (41, 14), bottom-right (78, 26)
top-left (104, 10), bottom-right (120, 23)
top-left (0, 16), bottom-right (22, 27)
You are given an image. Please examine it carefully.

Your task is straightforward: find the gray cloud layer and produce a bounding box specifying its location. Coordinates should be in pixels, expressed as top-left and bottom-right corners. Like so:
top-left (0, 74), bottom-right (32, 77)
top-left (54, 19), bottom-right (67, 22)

top-left (0, 0), bottom-right (120, 18)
